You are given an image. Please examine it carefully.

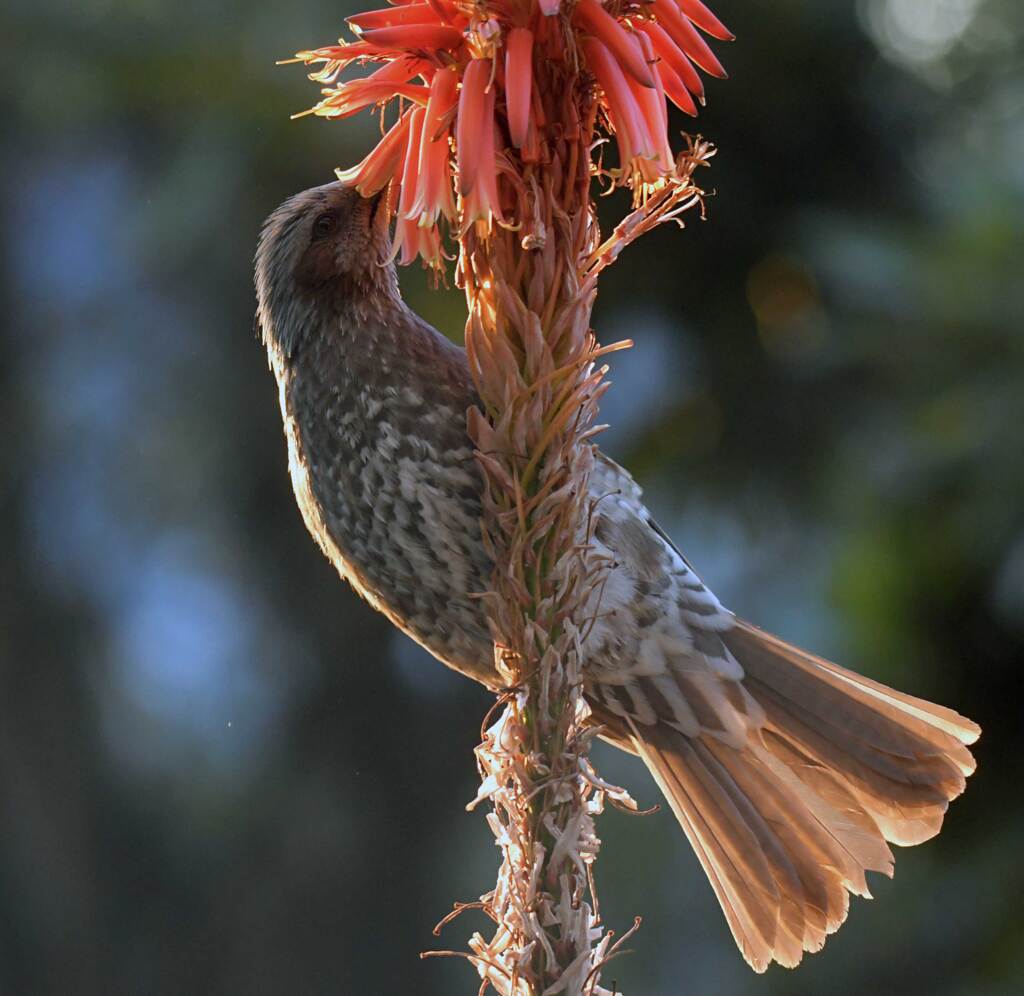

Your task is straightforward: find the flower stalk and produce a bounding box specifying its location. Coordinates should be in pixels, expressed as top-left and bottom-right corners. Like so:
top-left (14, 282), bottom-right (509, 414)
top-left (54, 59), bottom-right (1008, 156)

top-left (290, 3), bottom-right (728, 991)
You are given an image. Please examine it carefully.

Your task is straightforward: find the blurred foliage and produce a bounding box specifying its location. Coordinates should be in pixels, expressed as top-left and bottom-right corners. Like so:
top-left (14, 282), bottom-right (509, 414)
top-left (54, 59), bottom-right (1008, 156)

top-left (1, 0), bottom-right (1022, 993)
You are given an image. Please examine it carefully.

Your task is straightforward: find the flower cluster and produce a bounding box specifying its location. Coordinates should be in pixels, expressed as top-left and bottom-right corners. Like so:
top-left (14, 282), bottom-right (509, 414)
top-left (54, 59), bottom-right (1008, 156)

top-left (292, 0), bottom-right (731, 270)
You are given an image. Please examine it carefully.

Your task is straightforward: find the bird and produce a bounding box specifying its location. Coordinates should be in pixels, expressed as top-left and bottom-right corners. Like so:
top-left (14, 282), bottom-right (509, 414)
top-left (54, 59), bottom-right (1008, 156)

top-left (254, 181), bottom-right (979, 973)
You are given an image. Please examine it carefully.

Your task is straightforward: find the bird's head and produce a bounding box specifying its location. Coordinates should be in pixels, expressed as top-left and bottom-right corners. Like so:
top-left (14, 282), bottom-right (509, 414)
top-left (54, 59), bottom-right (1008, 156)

top-left (255, 181), bottom-right (395, 359)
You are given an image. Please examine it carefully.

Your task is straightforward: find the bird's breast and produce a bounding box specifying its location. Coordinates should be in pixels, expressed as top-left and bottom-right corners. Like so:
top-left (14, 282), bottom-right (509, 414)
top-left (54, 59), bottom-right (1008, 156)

top-left (275, 337), bottom-right (495, 682)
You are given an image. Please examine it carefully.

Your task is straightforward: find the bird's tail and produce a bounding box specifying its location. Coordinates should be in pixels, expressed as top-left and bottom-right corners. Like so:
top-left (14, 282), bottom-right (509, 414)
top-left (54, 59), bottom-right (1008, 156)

top-left (626, 619), bottom-right (979, 973)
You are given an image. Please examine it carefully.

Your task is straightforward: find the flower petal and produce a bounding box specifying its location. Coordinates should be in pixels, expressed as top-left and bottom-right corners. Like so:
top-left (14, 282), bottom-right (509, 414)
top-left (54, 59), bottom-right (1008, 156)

top-left (574, 0), bottom-right (655, 89)
top-left (336, 109), bottom-right (414, 195)
top-left (652, 0), bottom-right (727, 78)
top-left (505, 28), bottom-right (534, 150)
top-left (392, 212), bottom-right (420, 266)
top-left (409, 67), bottom-right (458, 224)
top-left (464, 85), bottom-right (504, 225)
top-left (347, 3), bottom-right (455, 31)
top-left (478, 88), bottom-right (505, 224)
top-left (292, 42), bottom-right (380, 82)
top-left (457, 58), bottom-right (491, 197)
top-left (398, 108), bottom-right (425, 213)
top-left (425, 0), bottom-right (456, 23)
top-left (294, 42), bottom-right (375, 65)
top-left (313, 80), bottom-right (429, 119)
top-left (357, 24), bottom-right (465, 52)
top-left (366, 56), bottom-right (432, 83)
top-left (678, 0), bottom-right (734, 42)
top-left (655, 60), bottom-right (698, 116)
top-left (633, 31), bottom-right (673, 170)
top-left (639, 20), bottom-right (705, 102)
top-left (416, 221), bottom-right (443, 268)
top-left (583, 37), bottom-right (654, 170)
top-left (392, 106), bottom-right (427, 262)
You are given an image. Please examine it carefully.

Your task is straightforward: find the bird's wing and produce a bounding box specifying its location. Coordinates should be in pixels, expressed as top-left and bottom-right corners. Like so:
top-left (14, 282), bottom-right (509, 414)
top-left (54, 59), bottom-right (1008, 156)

top-left (585, 453), bottom-right (760, 747)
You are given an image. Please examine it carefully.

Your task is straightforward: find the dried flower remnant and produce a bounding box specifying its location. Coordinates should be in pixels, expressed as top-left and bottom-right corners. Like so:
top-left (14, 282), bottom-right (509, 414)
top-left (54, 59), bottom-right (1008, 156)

top-left (290, 2), bottom-right (730, 992)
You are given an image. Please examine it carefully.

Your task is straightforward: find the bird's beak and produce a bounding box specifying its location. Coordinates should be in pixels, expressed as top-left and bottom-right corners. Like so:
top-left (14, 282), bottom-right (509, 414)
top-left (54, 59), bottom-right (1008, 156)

top-left (368, 187), bottom-right (394, 267)
top-left (370, 187), bottom-right (390, 233)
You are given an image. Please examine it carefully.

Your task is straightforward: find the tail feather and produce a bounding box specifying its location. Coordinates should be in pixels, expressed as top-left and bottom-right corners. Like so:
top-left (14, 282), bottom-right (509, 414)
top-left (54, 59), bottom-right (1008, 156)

top-left (621, 618), bottom-right (979, 973)
top-left (754, 687), bottom-right (954, 845)
top-left (631, 724), bottom-right (792, 970)
top-left (729, 621), bottom-right (979, 762)
top-left (736, 623), bottom-right (979, 743)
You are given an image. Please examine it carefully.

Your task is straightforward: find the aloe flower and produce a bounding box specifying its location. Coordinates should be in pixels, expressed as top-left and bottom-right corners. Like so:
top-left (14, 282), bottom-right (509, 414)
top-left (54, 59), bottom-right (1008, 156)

top-left (290, 3), bottom-right (728, 992)
top-left (294, 0), bottom-right (731, 272)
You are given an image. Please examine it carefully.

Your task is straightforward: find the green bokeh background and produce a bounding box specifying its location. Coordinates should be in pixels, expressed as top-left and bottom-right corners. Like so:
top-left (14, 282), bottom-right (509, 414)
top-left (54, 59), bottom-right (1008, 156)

top-left (2, 1), bottom-right (1022, 993)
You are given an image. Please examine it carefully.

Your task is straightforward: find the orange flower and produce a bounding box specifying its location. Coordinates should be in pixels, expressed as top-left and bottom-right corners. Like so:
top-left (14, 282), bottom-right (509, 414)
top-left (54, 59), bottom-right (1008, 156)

top-left (639, 21), bottom-right (703, 111)
top-left (347, 3), bottom-right (463, 32)
top-left (392, 107), bottom-right (440, 265)
top-left (292, 0), bottom-right (732, 269)
top-left (650, 0), bottom-right (728, 78)
top-left (583, 37), bottom-right (657, 174)
top-left (458, 60), bottom-right (504, 226)
top-left (573, 0), bottom-right (655, 89)
top-left (408, 67), bottom-right (459, 226)
top-left (678, 0), bottom-right (734, 42)
top-left (505, 28), bottom-right (533, 150)
top-left (335, 110), bottom-right (414, 196)
top-left (456, 58), bottom-right (491, 199)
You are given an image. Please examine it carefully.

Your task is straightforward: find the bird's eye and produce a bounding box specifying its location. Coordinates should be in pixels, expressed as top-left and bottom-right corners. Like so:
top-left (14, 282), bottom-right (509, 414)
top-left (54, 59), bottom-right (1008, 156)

top-left (312, 212), bottom-right (337, 239)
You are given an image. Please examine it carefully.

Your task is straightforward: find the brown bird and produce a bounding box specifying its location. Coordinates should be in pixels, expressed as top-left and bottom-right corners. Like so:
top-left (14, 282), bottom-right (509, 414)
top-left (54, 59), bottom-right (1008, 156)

top-left (255, 181), bottom-right (979, 973)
